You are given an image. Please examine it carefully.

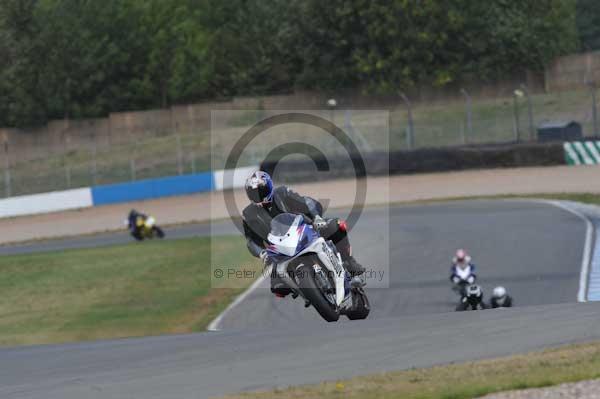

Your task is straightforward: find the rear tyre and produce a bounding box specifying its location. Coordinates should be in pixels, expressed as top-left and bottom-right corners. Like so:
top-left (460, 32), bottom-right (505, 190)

top-left (132, 231), bottom-right (144, 241)
top-left (153, 226), bottom-right (165, 238)
top-left (295, 259), bottom-right (340, 322)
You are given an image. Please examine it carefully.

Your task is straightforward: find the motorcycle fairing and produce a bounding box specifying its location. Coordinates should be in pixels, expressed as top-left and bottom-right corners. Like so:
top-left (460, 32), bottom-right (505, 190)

top-left (267, 213), bottom-right (345, 306)
top-left (452, 264), bottom-right (475, 281)
top-left (267, 214), bottom-right (318, 257)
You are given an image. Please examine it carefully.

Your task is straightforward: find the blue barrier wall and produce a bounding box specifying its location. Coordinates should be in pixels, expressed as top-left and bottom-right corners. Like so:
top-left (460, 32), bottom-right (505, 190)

top-left (91, 172), bottom-right (214, 206)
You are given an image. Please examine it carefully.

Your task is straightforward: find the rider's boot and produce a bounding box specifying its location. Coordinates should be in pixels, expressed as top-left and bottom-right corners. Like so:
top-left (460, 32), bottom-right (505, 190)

top-left (334, 236), bottom-right (365, 277)
top-left (344, 256), bottom-right (366, 276)
top-left (344, 256), bottom-right (366, 288)
top-left (320, 218), bottom-right (366, 288)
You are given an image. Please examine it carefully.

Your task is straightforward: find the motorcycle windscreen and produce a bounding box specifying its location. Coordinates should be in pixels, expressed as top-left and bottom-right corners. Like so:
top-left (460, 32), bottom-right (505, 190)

top-left (267, 213), bottom-right (308, 257)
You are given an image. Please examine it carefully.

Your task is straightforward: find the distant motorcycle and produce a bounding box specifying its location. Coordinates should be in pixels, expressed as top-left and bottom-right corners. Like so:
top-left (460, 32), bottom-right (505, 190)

top-left (266, 213), bottom-right (370, 322)
top-left (456, 284), bottom-right (487, 311)
top-left (125, 210), bottom-right (165, 241)
top-left (450, 264), bottom-right (476, 297)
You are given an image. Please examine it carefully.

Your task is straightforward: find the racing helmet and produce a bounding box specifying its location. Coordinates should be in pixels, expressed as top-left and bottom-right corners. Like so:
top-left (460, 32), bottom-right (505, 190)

top-left (245, 171), bottom-right (274, 204)
top-left (466, 284), bottom-right (482, 298)
top-left (453, 249), bottom-right (471, 266)
top-left (493, 286), bottom-right (507, 300)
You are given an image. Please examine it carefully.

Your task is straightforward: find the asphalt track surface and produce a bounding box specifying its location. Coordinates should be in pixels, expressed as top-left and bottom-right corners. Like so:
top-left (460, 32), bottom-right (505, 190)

top-left (1, 200), bottom-right (598, 399)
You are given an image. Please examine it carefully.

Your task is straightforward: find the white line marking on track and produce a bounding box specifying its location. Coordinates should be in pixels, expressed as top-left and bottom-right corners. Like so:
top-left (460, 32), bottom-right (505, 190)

top-left (542, 200), bottom-right (593, 302)
top-left (587, 225), bottom-right (600, 301)
top-left (207, 265), bottom-right (271, 331)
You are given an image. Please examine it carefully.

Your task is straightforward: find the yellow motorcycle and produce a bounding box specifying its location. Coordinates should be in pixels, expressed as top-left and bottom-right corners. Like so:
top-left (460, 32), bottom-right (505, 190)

top-left (125, 210), bottom-right (165, 241)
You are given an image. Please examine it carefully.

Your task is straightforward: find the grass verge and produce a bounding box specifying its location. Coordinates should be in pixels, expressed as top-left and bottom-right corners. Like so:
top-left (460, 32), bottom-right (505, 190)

top-left (0, 236), bottom-right (260, 346)
top-left (221, 341), bottom-right (600, 399)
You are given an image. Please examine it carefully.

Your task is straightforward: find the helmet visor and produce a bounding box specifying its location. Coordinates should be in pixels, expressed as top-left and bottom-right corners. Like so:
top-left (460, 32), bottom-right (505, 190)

top-left (247, 184), bottom-right (272, 203)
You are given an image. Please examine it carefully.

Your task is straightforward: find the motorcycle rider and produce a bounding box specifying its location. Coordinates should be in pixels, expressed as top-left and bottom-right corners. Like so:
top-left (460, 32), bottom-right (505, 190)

top-left (126, 209), bottom-right (147, 240)
top-left (450, 249), bottom-right (476, 295)
top-left (242, 171), bottom-right (366, 297)
top-left (456, 284), bottom-right (487, 311)
top-left (125, 209), bottom-right (165, 240)
top-left (490, 286), bottom-right (513, 308)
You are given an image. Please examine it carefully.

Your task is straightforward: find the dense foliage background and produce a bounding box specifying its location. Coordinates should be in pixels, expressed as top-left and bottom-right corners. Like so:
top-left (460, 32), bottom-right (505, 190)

top-left (0, 0), bottom-right (587, 127)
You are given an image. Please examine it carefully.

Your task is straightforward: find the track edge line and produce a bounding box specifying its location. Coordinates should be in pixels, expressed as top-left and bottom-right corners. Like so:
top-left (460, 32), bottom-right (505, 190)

top-left (541, 200), bottom-right (593, 303)
top-left (207, 265), bottom-right (271, 331)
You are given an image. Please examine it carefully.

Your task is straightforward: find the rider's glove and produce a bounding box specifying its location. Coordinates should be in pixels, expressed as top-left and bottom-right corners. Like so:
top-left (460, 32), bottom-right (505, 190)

top-left (467, 276), bottom-right (475, 284)
top-left (452, 276), bottom-right (461, 284)
top-left (313, 215), bottom-right (327, 230)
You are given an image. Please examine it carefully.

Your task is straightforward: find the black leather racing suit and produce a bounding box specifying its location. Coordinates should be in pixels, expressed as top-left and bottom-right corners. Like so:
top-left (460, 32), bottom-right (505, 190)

top-left (128, 210), bottom-right (147, 240)
top-left (456, 292), bottom-right (488, 311)
top-left (242, 186), bottom-right (354, 295)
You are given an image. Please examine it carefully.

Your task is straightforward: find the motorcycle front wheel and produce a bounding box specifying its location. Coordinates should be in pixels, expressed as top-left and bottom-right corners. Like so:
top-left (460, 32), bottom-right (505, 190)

top-left (295, 257), bottom-right (340, 322)
top-left (346, 289), bottom-right (370, 320)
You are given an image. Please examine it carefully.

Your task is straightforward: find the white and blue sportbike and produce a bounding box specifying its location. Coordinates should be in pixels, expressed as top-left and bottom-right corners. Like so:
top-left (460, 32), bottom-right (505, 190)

top-left (266, 213), bottom-right (370, 322)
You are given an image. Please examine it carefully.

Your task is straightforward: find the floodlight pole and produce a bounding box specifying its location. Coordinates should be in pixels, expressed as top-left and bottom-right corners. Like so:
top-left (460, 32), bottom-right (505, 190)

top-left (520, 84), bottom-right (535, 141)
top-left (399, 91), bottom-right (415, 149)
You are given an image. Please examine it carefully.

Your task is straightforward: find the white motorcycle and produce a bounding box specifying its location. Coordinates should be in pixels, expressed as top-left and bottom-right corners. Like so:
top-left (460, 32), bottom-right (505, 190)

top-left (266, 213), bottom-right (370, 322)
top-left (450, 264), bottom-right (476, 297)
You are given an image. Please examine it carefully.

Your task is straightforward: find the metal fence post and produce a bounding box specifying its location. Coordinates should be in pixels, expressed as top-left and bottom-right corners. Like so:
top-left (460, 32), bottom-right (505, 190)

top-left (91, 142), bottom-right (98, 186)
top-left (176, 134), bottom-right (183, 175)
top-left (130, 159), bottom-right (136, 181)
top-left (130, 133), bottom-right (137, 182)
top-left (2, 136), bottom-right (10, 197)
top-left (513, 91), bottom-right (521, 142)
top-left (460, 89), bottom-right (472, 142)
top-left (3, 168), bottom-right (9, 198)
top-left (191, 151), bottom-right (196, 174)
top-left (520, 84), bottom-right (535, 141)
top-left (590, 82), bottom-right (598, 136)
top-left (63, 132), bottom-right (70, 190)
top-left (65, 165), bottom-right (71, 188)
top-left (399, 92), bottom-right (415, 149)
top-left (89, 131), bottom-right (98, 185)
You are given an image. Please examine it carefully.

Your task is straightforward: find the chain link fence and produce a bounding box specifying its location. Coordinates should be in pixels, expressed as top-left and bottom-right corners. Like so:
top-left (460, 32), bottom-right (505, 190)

top-left (387, 86), bottom-right (599, 151)
top-left (2, 85), bottom-right (599, 197)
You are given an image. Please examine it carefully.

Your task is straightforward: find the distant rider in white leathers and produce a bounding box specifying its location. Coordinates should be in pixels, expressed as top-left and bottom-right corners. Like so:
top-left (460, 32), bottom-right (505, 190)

top-left (450, 249), bottom-right (476, 294)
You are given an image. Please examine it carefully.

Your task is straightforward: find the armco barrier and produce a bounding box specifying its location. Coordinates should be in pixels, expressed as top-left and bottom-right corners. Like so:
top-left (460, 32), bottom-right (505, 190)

top-left (213, 166), bottom-right (258, 191)
top-left (91, 172), bottom-right (214, 206)
top-left (0, 166), bottom-right (258, 219)
top-left (0, 188), bottom-right (93, 218)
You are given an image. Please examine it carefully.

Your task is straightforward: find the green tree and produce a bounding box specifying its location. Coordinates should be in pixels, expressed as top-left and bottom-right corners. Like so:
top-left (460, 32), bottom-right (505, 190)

top-left (0, 0), bottom-right (581, 127)
top-left (577, 0), bottom-right (600, 51)
top-left (0, 0), bottom-right (48, 126)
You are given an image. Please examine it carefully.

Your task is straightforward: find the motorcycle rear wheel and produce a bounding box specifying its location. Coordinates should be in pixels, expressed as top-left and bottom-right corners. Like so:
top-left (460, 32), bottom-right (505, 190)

top-left (295, 257), bottom-right (340, 322)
